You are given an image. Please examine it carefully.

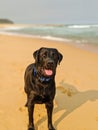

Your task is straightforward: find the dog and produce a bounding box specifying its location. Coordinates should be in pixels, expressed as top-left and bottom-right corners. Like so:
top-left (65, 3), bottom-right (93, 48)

top-left (24, 47), bottom-right (63, 130)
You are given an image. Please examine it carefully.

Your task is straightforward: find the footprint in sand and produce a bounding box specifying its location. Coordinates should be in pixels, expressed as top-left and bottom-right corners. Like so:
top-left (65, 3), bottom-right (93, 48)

top-left (19, 107), bottom-right (26, 112)
top-left (57, 80), bottom-right (78, 97)
top-left (57, 86), bottom-right (77, 97)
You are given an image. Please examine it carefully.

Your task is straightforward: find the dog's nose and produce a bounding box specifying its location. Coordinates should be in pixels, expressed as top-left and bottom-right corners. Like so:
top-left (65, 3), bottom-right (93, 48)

top-left (47, 61), bottom-right (54, 68)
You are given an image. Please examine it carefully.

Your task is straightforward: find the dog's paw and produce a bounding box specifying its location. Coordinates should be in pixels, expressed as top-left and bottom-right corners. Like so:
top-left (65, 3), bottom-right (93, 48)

top-left (49, 128), bottom-right (55, 130)
top-left (28, 127), bottom-right (35, 130)
top-left (48, 125), bottom-right (55, 130)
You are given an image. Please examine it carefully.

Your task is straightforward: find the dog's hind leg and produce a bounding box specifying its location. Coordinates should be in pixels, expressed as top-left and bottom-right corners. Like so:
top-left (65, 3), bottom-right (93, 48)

top-left (25, 102), bottom-right (28, 107)
top-left (25, 94), bottom-right (29, 107)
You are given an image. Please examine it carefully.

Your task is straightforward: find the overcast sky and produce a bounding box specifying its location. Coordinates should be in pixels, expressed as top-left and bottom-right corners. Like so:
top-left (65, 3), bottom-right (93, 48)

top-left (0, 0), bottom-right (98, 24)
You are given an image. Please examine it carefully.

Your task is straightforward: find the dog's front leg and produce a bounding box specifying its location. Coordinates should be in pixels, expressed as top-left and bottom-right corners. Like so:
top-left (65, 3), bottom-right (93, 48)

top-left (45, 102), bottom-right (55, 130)
top-left (28, 99), bottom-right (35, 130)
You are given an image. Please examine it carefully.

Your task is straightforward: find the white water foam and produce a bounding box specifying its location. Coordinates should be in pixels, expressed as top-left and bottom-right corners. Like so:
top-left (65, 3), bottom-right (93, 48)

top-left (68, 24), bottom-right (98, 29)
top-left (41, 35), bottom-right (72, 42)
top-left (0, 26), bottom-right (25, 31)
top-left (0, 31), bottom-right (72, 43)
top-left (0, 31), bottom-right (98, 54)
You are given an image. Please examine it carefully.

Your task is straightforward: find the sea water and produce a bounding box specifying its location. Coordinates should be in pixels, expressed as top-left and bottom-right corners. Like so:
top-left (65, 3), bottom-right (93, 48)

top-left (0, 24), bottom-right (98, 53)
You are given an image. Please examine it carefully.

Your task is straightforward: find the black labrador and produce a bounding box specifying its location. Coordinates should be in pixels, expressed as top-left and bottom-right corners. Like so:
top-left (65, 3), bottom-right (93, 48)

top-left (24, 47), bottom-right (63, 130)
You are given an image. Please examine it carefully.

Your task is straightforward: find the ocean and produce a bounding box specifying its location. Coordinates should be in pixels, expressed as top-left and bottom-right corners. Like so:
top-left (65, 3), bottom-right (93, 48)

top-left (0, 24), bottom-right (98, 53)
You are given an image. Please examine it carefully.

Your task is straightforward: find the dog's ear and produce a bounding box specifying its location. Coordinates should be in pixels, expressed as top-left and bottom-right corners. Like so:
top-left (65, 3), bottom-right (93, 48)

top-left (58, 52), bottom-right (63, 65)
top-left (33, 47), bottom-right (43, 63)
top-left (33, 49), bottom-right (39, 63)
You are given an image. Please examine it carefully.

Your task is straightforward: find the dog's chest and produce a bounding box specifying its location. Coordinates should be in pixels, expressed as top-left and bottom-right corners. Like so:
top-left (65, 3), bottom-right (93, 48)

top-left (36, 86), bottom-right (50, 103)
top-left (33, 83), bottom-right (52, 104)
top-left (32, 77), bottom-right (55, 104)
top-left (34, 95), bottom-right (50, 104)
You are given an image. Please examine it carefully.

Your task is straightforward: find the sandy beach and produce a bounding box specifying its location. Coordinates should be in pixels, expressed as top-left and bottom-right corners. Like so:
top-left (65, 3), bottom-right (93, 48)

top-left (0, 27), bottom-right (98, 130)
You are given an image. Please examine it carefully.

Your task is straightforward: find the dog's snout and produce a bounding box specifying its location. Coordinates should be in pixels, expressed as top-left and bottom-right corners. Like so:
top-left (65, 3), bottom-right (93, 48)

top-left (47, 61), bottom-right (54, 68)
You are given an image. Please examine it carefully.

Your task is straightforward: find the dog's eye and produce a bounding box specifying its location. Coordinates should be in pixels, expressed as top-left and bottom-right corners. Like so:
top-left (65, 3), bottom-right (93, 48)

top-left (44, 51), bottom-right (48, 58)
top-left (52, 52), bottom-right (56, 58)
top-left (52, 53), bottom-right (55, 56)
top-left (43, 54), bottom-right (46, 58)
top-left (42, 53), bottom-right (47, 58)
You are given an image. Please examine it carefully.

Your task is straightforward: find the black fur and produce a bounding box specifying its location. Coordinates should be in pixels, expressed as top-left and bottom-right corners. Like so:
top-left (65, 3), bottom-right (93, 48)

top-left (24, 47), bottom-right (63, 130)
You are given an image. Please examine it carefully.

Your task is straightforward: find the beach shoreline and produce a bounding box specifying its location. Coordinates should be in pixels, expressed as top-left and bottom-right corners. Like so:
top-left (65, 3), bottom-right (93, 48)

top-left (0, 27), bottom-right (98, 130)
top-left (0, 24), bottom-right (98, 54)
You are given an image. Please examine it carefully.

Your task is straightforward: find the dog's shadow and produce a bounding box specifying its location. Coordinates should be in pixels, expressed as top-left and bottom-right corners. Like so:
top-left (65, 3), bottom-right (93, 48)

top-left (35, 80), bottom-right (98, 129)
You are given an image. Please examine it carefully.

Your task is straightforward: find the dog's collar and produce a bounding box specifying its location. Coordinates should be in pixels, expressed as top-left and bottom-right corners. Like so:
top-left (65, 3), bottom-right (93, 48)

top-left (33, 67), bottom-right (51, 82)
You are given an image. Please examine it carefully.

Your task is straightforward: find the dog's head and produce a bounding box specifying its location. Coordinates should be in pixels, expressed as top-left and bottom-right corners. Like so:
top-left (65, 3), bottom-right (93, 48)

top-left (33, 47), bottom-right (63, 77)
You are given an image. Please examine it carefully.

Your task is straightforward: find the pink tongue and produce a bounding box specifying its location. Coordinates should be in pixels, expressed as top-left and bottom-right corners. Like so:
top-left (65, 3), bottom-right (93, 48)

top-left (45, 69), bottom-right (53, 76)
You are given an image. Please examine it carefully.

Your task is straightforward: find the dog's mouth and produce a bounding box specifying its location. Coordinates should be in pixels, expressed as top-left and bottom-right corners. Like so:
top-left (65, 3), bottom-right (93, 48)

top-left (40, 68), bottom-right (53, 77)
top-left (44, 69), bottom-right (53, 76)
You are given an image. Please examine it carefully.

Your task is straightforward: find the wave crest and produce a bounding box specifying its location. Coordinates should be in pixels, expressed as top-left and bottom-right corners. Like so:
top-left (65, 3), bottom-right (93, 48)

top-left (68, 24), bottom-right (98, 29)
